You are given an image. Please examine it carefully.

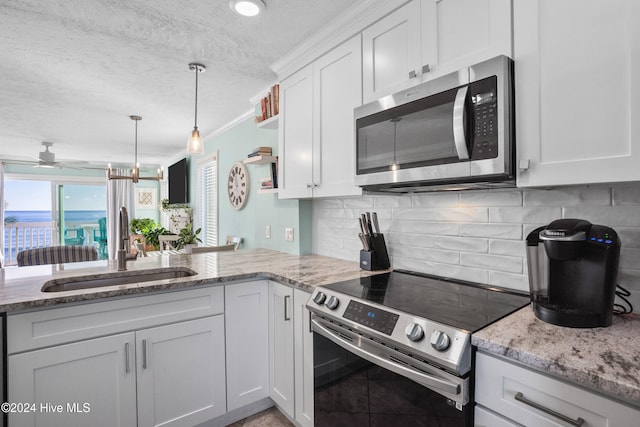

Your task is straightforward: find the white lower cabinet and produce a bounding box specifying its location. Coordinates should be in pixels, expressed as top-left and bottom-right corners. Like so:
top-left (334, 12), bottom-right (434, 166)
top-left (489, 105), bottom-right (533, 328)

top-left (268, 281), bottom-right (314, 426)
top-left (7, 287), bottom-right (226, 427)
top-left (475, 351), bottom-right (640, 426)
top-left (225, 280), bottom-right (270, 411)
top-left (136, 316), bottom-right (226, 427)
top-left (293, 288), bottom-right (314, 427)
top-left (9, 332), bottom-right (137, 427)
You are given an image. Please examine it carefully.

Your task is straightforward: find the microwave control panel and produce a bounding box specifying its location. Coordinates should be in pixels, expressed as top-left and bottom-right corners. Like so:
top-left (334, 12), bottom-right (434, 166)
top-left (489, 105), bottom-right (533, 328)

top-left (470, 76), bottom-right (499, 160)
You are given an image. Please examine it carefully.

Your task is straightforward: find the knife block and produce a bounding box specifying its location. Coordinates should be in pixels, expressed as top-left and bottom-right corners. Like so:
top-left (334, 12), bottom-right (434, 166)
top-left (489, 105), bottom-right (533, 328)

top-left (360, 234), bottom-right (390, 271)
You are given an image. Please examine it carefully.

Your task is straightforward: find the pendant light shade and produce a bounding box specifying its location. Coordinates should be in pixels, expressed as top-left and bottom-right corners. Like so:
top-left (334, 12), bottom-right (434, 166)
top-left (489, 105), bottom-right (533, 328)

top-left (187, 62), bottom-right (206, 155)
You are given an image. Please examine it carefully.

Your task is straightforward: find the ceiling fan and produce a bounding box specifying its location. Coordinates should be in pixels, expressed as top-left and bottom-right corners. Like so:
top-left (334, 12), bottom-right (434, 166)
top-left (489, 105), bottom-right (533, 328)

top-left (1, 142), bottom-right (94, 169)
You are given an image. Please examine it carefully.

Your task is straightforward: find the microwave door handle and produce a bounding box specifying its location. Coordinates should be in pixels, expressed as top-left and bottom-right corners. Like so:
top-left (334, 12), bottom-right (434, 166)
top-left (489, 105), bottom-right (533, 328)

top-left (453, 86), bottom-right (470, 160)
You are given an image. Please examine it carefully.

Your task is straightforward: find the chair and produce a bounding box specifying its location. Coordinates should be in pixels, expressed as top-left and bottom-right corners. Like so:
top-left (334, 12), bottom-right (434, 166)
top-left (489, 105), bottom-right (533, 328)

top-left (64, 228), bottom-right (86, 246)
top-left (189, 236), bottom-right (242, 254)
top-left (133, 241), bottom-right (147, 257)
top-left (158, 235), bottom-right (180, 252)
top-left (17, 246), bottom-right (99, 266)
top-left (226, 235), bottom-right (242, 250)
top-left (190, 244), bottom-right (236, 254)
top-left (93, 217), bottom-right (108, 259)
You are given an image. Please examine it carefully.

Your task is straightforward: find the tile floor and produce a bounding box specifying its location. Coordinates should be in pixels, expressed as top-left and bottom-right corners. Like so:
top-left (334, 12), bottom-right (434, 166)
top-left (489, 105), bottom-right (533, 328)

top-left (227, 407), bottom-right (294, 427)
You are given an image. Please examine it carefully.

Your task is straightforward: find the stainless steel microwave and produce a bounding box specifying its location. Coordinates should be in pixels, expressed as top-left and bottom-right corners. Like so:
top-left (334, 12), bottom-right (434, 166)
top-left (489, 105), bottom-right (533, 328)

top-left (354, 55), bottom-right (514, 192)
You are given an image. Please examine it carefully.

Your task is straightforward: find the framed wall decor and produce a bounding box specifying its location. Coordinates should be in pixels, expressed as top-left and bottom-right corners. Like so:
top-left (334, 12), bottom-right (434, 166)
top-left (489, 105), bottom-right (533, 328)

top-left (135, 188), bottom-right (157, 209)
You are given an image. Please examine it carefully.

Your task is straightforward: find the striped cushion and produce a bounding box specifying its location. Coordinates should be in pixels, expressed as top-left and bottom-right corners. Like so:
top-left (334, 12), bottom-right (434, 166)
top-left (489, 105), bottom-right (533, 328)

top-left (17, 246), bottom-right (99, 267)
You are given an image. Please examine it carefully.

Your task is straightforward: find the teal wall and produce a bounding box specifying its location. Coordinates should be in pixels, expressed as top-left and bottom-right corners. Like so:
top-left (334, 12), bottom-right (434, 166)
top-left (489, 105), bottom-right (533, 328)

top-left (188, 116), bottom-right (311, 255)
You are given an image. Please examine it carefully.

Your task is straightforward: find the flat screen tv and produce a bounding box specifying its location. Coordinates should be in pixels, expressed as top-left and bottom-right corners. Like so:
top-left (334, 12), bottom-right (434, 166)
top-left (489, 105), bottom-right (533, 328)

top-left (168, 158), bottom-right (188, 204)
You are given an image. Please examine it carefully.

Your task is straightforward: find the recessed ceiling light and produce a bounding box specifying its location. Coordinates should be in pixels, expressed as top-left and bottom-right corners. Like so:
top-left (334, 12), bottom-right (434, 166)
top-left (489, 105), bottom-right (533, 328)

top-left (229, 0), bottom-right (265, 17)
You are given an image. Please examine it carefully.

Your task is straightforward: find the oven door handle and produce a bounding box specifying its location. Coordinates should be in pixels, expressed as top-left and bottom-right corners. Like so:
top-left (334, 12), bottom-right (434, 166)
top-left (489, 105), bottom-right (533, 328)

top-left (312, 318), bottom-right (461, 396)
top-left (453, 86), bottom-right (470, 160)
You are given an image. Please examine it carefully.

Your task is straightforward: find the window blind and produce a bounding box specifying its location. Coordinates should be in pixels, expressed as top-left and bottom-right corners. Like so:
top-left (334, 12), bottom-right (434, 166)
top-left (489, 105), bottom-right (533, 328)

top-left (197, 154), bottom-right (218, 246)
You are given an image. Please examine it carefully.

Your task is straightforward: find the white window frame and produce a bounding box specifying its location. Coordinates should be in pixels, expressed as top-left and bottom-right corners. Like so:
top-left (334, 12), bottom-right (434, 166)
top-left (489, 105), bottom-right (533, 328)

top-left (196, 152), bottom-right (219, 246)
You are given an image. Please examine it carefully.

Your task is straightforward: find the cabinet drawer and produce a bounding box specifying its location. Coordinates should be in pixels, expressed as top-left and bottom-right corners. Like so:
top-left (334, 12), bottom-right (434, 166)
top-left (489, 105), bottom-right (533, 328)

top-left (476, 352), bottom-right (639, 426)
top-left (475, 405), bottom-right (518, 427)
top-left (8, 286), bottom-right (224, 353)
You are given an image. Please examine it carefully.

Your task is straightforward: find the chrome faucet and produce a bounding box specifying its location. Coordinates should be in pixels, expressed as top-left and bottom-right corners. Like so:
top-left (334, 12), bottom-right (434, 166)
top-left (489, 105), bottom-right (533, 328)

top-left (117, 206), bottom-right (137, 271)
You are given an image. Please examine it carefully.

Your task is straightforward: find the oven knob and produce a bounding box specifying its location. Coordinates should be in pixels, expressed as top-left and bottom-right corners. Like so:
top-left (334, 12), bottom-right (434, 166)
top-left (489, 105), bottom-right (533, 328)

top-left (313, 292), bottom-right (326, 305)
top-left (325, 295), bottom-right (340, 310)
top-left (430, 331), bottom-right (450, 351)
top-left (405, 323), bottom-right (424, 342)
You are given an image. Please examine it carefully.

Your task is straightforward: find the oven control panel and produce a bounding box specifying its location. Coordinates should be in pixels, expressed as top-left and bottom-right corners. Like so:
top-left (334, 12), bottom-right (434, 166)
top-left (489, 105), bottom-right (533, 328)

top-left (342, 300), bottom-right (399, 335)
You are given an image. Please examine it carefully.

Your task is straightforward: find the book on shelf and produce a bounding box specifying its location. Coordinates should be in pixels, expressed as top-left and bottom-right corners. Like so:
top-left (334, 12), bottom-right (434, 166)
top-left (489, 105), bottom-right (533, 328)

top-left (260, 178), bottom-right (274, 189)
top-left (247, 146), bottom-right (272, 158)
top-left (254, 84), bottom-right (280, 123)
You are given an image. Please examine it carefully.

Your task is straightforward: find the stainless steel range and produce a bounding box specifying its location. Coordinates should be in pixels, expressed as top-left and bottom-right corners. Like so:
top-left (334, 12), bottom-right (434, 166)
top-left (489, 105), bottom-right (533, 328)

top-left (307, 270), bottom-right (529, 426)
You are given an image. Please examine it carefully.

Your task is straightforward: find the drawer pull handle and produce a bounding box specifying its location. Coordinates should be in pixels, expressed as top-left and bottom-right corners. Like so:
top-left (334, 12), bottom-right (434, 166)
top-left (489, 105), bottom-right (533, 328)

top-left (142, 339), bottom-right (148, 369)
top-left (125, 342), bottom-right (130, 374)
top-left (284, 295), bottom-right (291, 321)
top-left (515, 392), bottom-right (585, 426)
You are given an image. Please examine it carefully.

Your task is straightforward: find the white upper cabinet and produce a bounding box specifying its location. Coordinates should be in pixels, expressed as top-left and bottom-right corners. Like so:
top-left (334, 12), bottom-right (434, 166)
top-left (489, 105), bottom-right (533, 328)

top-left (279, 35), bottom-right (363, 199)
top-left (363, 0), bottom-right (512, 103)
top-left (279, 64), bottom-right (314, 198)
top-left (515, 0), bottom-right (640, 187)
top-left (362, 1), bottom-right (422, 103)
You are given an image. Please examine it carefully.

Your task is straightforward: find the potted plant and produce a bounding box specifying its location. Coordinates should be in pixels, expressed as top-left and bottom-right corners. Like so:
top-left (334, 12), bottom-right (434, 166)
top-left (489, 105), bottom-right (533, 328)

top-left (175, 223), bottom-right (202, 253)
top-left (130, 218), bottom-right (168, 251)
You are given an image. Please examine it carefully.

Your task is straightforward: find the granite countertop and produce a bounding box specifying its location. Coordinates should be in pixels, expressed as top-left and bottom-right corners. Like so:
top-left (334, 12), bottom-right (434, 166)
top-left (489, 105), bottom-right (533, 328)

top-left (472, 306), bottom-right (640, 407)
top-left (0, 248), bottom-right (383, 312)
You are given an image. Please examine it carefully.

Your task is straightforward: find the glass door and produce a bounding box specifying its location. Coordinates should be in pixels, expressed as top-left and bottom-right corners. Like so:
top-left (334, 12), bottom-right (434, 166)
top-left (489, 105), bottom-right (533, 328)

top-left (54, 183), bottom-right (107, 258)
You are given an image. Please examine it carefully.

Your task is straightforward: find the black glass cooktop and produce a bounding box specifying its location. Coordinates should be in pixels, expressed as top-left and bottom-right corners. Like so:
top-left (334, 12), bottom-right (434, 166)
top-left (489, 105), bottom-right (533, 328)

top-left (323, 270), bottom-right (529, 332)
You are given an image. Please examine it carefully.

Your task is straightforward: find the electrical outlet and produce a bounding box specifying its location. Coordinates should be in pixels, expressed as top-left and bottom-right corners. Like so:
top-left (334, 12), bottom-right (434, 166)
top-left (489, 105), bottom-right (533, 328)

top-left (266, 225), bottom-right (271, 239)
top-left (285, 227), bottom-right (294, 242)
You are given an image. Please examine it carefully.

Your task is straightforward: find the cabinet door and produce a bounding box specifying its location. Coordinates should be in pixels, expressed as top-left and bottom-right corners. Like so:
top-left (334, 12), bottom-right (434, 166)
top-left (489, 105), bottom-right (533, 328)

top-left (423, 0), bottom-right (512, 79)
top-left (362, 0), bottom-right (422, 103)
top-left (293, 289), bottom-right (314, 427)
top-left (515, 0), bottom-right (640, 187)
top-left (268, 281), bottom-right (295, 417)
top-left (313, 35), bottom-right (363, 198)
top-left (225, 281), bottom-right (269, 411)
top-left (8, 332), bottom-right (137, 427)
top-left (279, 64), bottom-right (314, 199)
top-left (136, 316), bottom-right (226, 427)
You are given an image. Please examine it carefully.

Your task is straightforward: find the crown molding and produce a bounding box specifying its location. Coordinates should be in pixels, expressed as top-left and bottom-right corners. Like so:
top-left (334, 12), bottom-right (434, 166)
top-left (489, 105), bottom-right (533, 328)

top-left (270, 0), bottom-right (410, 78)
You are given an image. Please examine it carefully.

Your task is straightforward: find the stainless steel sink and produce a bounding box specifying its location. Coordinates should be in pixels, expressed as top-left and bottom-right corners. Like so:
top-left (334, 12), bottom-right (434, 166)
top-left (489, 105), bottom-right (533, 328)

top-left (41, 267), bottom-right (198, 292)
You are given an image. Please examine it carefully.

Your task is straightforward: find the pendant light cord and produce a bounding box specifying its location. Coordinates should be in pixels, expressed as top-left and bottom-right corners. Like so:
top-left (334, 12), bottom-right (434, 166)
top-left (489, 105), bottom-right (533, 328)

top-left (194, 66), bottom-right (199, 129)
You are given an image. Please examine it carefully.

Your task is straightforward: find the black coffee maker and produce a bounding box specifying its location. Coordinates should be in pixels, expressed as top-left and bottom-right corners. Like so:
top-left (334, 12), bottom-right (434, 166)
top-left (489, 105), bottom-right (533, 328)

top-left (526, 219), bottom-right (620, 328)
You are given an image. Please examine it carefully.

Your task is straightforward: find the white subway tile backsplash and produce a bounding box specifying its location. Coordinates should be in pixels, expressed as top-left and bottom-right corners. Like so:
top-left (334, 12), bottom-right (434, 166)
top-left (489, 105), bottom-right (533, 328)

top-left (489, 207), bottom-right (561, 224)
top-left (461, 252), bottom-right (523, 273)
top-left (387, 232), bottom-right (434, 248)
top-left (394, 207), bottom-right (488, 222)
top-left (524, 187), bottom-right (611, 206)
top-left (434, 236), bottom-right (488, 253)
top-left (460, 223), bottom-right (522, 239)
top-left (612, 183), bottom-right (640, 205)
top-left (343, 197), bottom-right (375, 209)
top-left (489, 239), bottom-right (527, 257)
top-left (488, 271), bottom-right (529, 292)
top-left (373, 195), bottom-right (412, 208)
top-left (412, 193), bottom-right (460, 208)
top-left (392, 220), bottom-right (459, 236)
top-left (563, 206), bottom-right (640, 227)
top-left (311, 184), bottom-right (640, 302)
top-left (460, 190), bottom-right (522, 207)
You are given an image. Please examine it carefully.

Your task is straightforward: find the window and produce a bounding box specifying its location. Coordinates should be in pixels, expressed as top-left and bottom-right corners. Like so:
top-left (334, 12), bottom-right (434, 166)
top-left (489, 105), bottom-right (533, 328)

top-left (196, 153), bottom-right (218, 246)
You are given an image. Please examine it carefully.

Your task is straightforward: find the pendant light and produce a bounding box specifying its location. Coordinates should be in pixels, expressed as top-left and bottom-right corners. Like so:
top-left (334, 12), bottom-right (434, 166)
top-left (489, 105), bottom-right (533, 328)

top-left (107, 115), bottom-right (163, 183)
top-left (187, 62), bottom-right (206, 154)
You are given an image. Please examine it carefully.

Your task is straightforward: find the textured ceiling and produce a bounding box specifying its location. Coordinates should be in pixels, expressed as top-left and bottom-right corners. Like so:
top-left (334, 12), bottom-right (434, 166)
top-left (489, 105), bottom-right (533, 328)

top-left (0, 0), bottom-right (352, 168)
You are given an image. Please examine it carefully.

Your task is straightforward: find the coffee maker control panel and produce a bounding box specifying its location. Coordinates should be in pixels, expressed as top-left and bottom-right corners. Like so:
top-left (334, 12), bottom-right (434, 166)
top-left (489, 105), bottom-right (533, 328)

top-left (587, 225), bottom-right (619, 246)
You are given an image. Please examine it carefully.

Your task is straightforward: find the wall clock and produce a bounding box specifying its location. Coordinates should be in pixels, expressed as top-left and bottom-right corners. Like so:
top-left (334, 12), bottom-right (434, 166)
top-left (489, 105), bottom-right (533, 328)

top-left (228, 161), bottom-right (249, 210)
